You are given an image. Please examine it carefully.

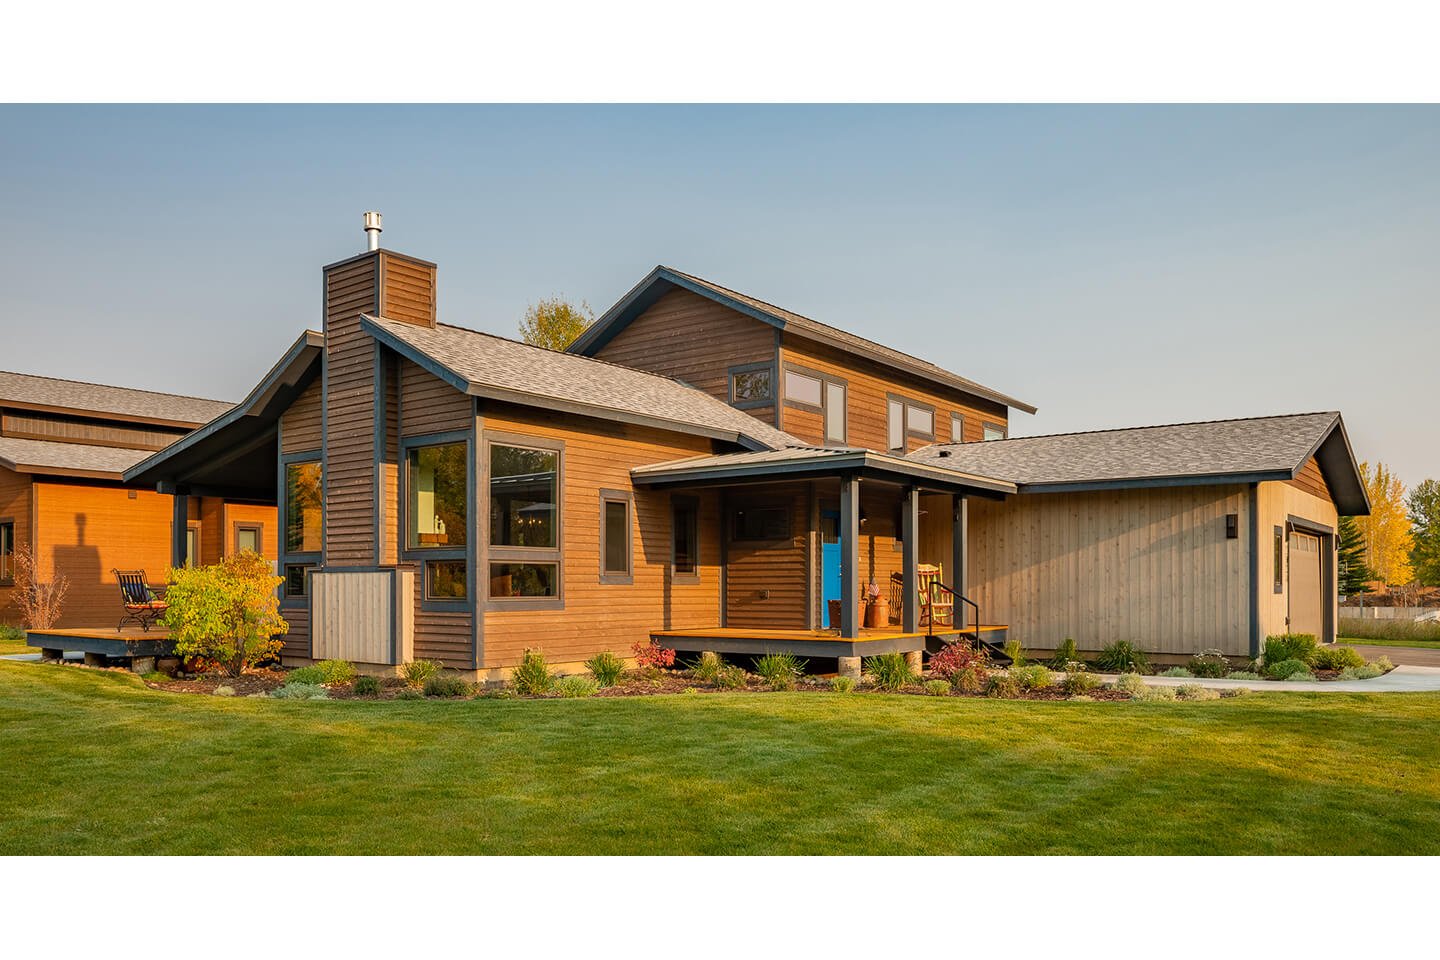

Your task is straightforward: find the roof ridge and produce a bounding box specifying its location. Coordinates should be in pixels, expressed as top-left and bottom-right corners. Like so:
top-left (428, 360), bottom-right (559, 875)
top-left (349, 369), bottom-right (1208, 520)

top-left (919, 411), bottom-right (1340, 449)
top-left (0, 368), bottom-right (232, 407)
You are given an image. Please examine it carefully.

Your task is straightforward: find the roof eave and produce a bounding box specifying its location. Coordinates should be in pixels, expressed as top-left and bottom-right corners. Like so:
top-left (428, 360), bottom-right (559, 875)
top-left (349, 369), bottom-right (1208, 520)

top-left (633, 450), bottom-right (1016, 495)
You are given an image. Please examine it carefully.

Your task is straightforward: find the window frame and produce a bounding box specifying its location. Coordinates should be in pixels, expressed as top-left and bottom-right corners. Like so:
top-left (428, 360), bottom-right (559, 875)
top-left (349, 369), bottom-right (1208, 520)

top-left (885, 392), bottom-right (935, 451)
top-left (483, 430), bottom-right (565, 611)
top-left (950, 412), bottom-right (966, 444)
top-left (728, 361), bottom-right (775, 409)
top-left (671, 494), bottom-right (700, 583)
top-left (598, 488), bottom-right (634, 585)
top-left (783, 363), bottom-right (848, 445)
top-left (278, 449), bottom-right (323, 609)
top-left (233, 522), bottom-right (264, 557)
top-left (1273, 525), bottom-right (1285, 594)
top-left (400, 430), bottom-right (473, 612)
top-left (0, 519), bottom-right (14, 586)
top-left (283, 562), bottom-right (315, 599)
top-left (184, 522), bottom-right (201, 569)
top-left (982, 421), bottom-right (1008, 441)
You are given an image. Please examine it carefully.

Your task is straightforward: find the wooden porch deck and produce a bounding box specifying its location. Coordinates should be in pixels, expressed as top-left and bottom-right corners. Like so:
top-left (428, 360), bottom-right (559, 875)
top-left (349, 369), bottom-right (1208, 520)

top-left (26, 626), bottom-right (175, 661)
top-left (651, 624), bottom-right (1008, 659)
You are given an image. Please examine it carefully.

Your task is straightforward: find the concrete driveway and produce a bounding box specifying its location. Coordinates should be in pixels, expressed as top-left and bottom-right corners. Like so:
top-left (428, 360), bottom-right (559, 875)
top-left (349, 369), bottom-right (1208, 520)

top-left (1342, 643), bottom-right (1440, 668)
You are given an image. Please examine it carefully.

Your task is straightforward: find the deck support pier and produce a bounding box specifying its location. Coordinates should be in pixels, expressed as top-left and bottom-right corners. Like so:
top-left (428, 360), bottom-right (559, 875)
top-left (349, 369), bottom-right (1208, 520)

top-left (40, 648), bottom-right (63, 661)
top-left (905, 650), bottom-right (923, 673)
top-left (839, 475), bottom-right (861, 638)
top-left (952, 494), bottom-right (968, 629)
top-left (83, 652), bottom-right (108, 668)
top-left (838, 656), bottom-right (861, 679)
top-left (130, 656), bottom-right (157, 675)
top-left (902, 485), bottom-right (920, 634)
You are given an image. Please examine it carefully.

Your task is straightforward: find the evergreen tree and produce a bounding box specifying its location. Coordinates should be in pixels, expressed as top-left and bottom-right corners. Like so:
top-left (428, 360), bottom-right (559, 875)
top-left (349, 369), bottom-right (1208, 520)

top-left (1337, 515), bottom-right (1375, 598)
top-left (1408, 478), bottom-right (1440, 587)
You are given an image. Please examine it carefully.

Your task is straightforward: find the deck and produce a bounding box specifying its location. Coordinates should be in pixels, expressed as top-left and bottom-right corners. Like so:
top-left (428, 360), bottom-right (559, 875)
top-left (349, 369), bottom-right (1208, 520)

top-left (651, 624), bottom-right (1008, 658)
top-left (27, 626), bottom-right (176, 662)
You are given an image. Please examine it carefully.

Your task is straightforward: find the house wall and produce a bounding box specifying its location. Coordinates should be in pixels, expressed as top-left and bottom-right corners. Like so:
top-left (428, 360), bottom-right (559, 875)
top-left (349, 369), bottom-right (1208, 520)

top-left (588, 287), bottom-right (778, 425)
top-left (725, 483), bottom-right (809, 629)
top-left (0, 466), bottom-right (34, 627)
top-left (0, 410), bottom-right (187, 451)
top-left (1256, 471), bottom-right (1339, 643)
top-left (323, 254), bottom-right (381, 566)
top-left (778, 334), bottom-right (1009, 452)
top-left (278, 377), bottom-right (323, 659)
top-left (480, 401), bottom-right (721, 670)
top-left (968, 484), bottom-right (1254, 657)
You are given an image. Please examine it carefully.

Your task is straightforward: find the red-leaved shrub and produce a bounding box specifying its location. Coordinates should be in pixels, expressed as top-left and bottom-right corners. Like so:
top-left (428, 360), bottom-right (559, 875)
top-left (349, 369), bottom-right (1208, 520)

top-left (632, 639), bottom-right (676, 670)
top-left (928, 640), bottom-right (989, 692)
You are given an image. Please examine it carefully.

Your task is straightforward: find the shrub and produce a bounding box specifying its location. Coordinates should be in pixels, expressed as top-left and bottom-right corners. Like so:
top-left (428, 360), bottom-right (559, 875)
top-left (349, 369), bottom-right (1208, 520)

top-left (830, 676), bottom-right (856, 694)
top-left (929, 640), bottom-right (989, 693)
top-left (1225, 670), bottom-right (1263, 681)
top-left (1175, 683), bottom-right (1219, 701)
top-left (1096, 640), bottom-right (1149, 674)
top-left (1114, 672), bottom-right (1147, 696)
top-left (213, 685), bottom-right (236, 697)
top-left (393, 686), bottom-right (424, 701)
top-left (1266, 658), bottom-right (1312, 680)
top-left (924, 679), bottom-right (951, 696)
top-left (986, 671), bottom-right (1022, 699)
top-left (1287, 671), bottom-right (1318, 683)
top-left (1136, 684), bottom-right (1177, 701)
top-left (271, 682), bottom-right (328, 700)
top-left (424, 673), bottom-right (474, 698)
top-left (1011, 664), bottom-right (1053, 691)
top-left (555, 675), bottom-right (599, 699)
top-left (716, 665), bottom-right (749, 690)
top-left (687, 651), bottom-right (725, 684)
top-left (632, 639), bottom-right (677, 671)
top-left (0, 623), bottom-right (25, 642)
top-left (1338, 617), bottom-right (1440, 643)
top-left (1338, 664), bottom-right (1384, 681)
top-left (285, 665), bottom-right (326, 686)
top-left (1264, 633), bottom-right (1318, 667)
top-left (755, 652), bottom-right (806, 691)
top-left (1048, 638), bottom-right (1080, 669)
top-left (865, 653), bottom-right (915, 692)
top-left (400, 659), bottom-right (443, 688)
top-left (9, 542), bottom-right (69, 629)
top-left (1160, 666), bottom-right (1193, 678)
top-left (1310, 645), bottom-right (1366, 671)
top-left (353, 675), bottom-right (381, 697)
top-left (161, 552), bottom-right (288, 677)
top-left (1061, 671), bottom-right (1101, 696)
top-left (1187, 649), bottom-right (1230, 678)
top-left (1003, 639), bottom-right (1026, 668)
top-left (511, 649), bottom-right (555, 696)
top-left (316, 659), bottom-right (357, 685)
top-left (585, 651), bottom-right (626, 687)
top-left (1372, 656), bottom-right (1395, 673)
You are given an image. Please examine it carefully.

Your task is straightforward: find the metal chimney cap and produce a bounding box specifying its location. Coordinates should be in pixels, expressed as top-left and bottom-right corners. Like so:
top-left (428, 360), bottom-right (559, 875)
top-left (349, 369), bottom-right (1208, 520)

top-left (362, 211), bottom-right (383, 250)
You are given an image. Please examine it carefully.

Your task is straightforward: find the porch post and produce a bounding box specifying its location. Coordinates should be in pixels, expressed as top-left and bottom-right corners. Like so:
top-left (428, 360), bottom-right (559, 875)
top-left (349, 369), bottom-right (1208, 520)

top-left (952, 494), bottom-right (968, 629)
top-left (902, 485), bottom-right (920, 633)
top-left (839, 474), bottom-right (860, 638)
top-left (171, 488), bottom-right (190, 569)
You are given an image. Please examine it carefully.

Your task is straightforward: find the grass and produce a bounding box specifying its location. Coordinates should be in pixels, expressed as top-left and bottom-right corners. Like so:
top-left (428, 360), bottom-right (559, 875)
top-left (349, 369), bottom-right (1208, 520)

top-left (1339, 617), bottom-right (1440, 645)
top-left (0, 624), bottom-right (29, 656)
top-left (3, 660), bottom-right (1440, 854)
top-left (1340, 636), bottom-right (1440, 650)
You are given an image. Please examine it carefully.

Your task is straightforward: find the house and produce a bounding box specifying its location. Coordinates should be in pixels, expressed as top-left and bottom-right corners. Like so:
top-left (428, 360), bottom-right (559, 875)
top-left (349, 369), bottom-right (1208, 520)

top-left (120, 216), bottom-right (1369, 679)
top-left (0, 371), bottom-right (277, 629)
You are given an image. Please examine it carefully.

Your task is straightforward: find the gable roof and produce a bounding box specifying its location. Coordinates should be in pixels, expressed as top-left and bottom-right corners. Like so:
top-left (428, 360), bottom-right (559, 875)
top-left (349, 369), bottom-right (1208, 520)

top-left (0, 369), bottom-right (233, 428)
top-left (0, 436), bottom-right (151, 480)
top-left (569, 265), bottom-right (1038, 415)
top-left (906, 411), bottom-right (1370, 514)
top-left (363, 316), bottom-right (801, 451)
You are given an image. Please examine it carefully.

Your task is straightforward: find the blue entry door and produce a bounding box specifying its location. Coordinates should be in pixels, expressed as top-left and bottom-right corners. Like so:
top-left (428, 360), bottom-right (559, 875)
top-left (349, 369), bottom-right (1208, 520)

top-left (821, 509), bottom-right (842, 627)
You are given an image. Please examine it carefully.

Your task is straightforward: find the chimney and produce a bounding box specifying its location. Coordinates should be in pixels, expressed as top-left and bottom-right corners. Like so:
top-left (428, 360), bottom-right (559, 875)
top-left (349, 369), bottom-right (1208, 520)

top-left (363, 211), bottom-right (383, 251)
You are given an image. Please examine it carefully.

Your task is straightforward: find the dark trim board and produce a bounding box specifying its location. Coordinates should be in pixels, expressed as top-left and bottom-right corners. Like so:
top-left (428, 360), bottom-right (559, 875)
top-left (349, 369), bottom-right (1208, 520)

top-left (653, 632), bottom-right (929, 659)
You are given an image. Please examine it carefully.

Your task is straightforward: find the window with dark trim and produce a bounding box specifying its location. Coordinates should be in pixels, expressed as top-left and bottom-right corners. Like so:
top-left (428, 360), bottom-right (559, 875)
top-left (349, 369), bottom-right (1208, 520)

top-left (600, 490), bottom-right (633, 584)
top-left (407, 442), bottom-right (469, 549)
top-left (783, 369), bottom-right (823, 407)
top-left (887, 395), bottom-right (934, 451)
top-left (0, 521), bottom-right (13, 584)
top-left (184, 523), bottom-right (200, 569)
top-left (982, 422), bottom-right (1007, 441)
top-left (284, 563), bottom-right (314, 598)
top-left (672, 496), bottom-right (699, 579)
top-left (950, 412), bottom-right (966, 443)
top-left (425, 559), bottom-right (468, 600)
top-left (234, 523), bottom-right (263, 556)
top-left (732, 505), bottom-right (790, 542)
top-left (784, 365), bottom-right (847, 444)
top-left (487, 437), bottom-right (563, 602)
top-left (284, 460), bottom-right (323, 554)
top-left (729, 365), bottom-right (773, 406)
top-left (1273, 525), bottom-right (1284, 593)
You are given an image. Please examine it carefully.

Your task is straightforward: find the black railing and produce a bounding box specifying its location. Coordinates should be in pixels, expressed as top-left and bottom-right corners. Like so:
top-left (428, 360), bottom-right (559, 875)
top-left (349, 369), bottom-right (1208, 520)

top-left (929, 580), bottom-right (980, 642)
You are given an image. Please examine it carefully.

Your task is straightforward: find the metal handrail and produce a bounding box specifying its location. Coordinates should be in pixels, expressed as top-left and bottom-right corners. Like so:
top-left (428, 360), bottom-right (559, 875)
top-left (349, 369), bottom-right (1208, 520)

top-left (929, 580), bottom-right (980, 641)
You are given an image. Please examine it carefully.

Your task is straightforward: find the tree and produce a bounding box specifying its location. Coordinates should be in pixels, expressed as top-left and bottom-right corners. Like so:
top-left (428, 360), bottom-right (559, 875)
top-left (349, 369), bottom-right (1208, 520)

top-left (1337, 515), bottom-right (1375, 598)
top-left (518, 297), bottom-right (593, 351)
top-left (161, 551), bottom-right (288, 677)
top-left (1408, 478), bottom-right (1440, 587)
top-left (1357, 460), bottom-right (1414, 587)
top-left (10, 541), bottom-right (68, 629)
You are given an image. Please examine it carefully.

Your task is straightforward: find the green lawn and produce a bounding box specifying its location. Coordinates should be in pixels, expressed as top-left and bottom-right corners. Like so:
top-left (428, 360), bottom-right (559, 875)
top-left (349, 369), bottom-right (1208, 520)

top-left (1339, 636), bottom-right (1440, 650)
top-left (4, 660), bottom-right (1439, 855)
top-left (0, 626), bottom-right (29, 656)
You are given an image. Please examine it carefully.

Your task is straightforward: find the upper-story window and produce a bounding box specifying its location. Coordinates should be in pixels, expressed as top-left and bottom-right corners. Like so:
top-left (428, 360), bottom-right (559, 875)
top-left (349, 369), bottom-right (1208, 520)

top-left (950, 413), bottom-right (966, 443)
top-left (887, 395), bottom-right (935, 451)
top-left (784, 365), bottom-right (846, 445)
top-left (284, 460), bottom-right (323, 554)
top-left (784, 369), bottom-right (822, 407)
top-left (982, 422), bottom-right (1007, 441)
top-left (730, 363), bottom-right (774, 408)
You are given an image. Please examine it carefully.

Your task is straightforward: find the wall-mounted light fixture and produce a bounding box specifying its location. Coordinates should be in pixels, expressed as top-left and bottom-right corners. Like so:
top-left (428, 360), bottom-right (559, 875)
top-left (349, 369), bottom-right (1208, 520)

top-left (1226, 514), bottom-right (1238, 539)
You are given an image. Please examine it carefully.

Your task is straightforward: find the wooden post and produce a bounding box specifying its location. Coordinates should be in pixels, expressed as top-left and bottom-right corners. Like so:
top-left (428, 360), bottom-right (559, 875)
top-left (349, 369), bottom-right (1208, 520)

top-left (902, 486), bottom-right (920, 634)
top-left (952, 494), bottom-right (968, 629)
top-left (839, 475), bottom-right (860, 639)
top-left (171, 489), bottom-right (189, 569)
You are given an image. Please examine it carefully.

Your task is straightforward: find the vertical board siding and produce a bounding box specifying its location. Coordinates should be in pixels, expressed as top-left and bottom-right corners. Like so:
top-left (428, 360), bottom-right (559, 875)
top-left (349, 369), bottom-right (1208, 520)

top-left (725, 484), bottom-right (809, 628)
top-left (481, 403), bottom-right (720, 668)
top-left (323, 256), bottom-right (380, 566)
top-left (588, 287), bottom-right (776, 417)
top-left (311, 570), bottom-right (411, 664)
top-left (280, 379), bottom-right (323, 454)
top-left (779, 334), bottom-right (1008, 452)
top-left (968, 485), bottom-right (1252, 656)
top-left (1256, 479), bottom-right (1339, 640)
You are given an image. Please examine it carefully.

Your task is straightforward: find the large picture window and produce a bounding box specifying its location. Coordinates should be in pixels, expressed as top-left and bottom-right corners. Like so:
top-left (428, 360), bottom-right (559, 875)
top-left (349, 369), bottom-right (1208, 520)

top-left (407, 442), bottom-right (468, 549)
top-left (487, 438), bottom-right (563, 603)
top-left (284, 460), bottom-right (322, 554)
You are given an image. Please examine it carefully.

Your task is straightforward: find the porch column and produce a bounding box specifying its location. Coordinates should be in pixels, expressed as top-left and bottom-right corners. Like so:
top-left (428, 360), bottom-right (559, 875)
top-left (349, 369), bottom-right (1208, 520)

top-left (171, 488), bottom-right (189, 569)
top-left (952, 494), bottom-right (968, 629)
top-left (839, 474), bottom-right (860, 638)
top-left (902, 485), bottom-right (920, 633)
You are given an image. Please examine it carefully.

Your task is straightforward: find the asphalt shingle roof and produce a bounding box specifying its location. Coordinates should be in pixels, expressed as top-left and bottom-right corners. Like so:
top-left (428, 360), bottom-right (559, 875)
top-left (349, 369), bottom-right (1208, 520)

top-left (905, 412), bottom-right (1342, 487)
top-left (0, 370), bottom-right (233, 426)
top-left (365, 317), bottom-right (802, 451)
top-left (0, 436), bottom-right (151, 478)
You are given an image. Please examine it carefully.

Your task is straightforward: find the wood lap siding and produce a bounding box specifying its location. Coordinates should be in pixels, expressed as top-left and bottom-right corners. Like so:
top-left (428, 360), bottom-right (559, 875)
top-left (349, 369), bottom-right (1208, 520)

top-left (589, 287), bottom-right (776, 420)
top-left (968, 485), bottom-right (1252, 656)
top-left (399, 360), bottom-right (470, 437)
top-left (780, 334), bottom-right (1007, 451)
top-left (725, 483), bottom-right (809, 629)
top-left (481, 403), bottom-right (720, 668)
top-left (0, 412), bottom-right (186, 451)
top-left (1286, 457), bottom-right (1332, 503)
top-left (0, 466), bottom-right (33, 621)
top-left (281, 379), bottom-right (323, 455)
top-left (281, 607), bottom-right (310, 659)
top-left (379, 257), bottom-right (437, 327)
top-left (323, 257), bottom-right (380, 566)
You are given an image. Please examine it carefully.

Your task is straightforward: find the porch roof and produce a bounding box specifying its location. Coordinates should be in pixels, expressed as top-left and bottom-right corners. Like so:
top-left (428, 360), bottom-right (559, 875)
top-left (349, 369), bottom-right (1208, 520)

top-left (630, 446), bottom-right (1017, 496)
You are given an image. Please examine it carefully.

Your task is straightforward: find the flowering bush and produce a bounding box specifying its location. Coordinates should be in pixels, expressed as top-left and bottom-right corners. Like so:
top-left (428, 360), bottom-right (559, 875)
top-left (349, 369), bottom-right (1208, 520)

top-left (632, 639), bottom-right (676, 670)
top-left (929, 641), bottom-right (989, 685)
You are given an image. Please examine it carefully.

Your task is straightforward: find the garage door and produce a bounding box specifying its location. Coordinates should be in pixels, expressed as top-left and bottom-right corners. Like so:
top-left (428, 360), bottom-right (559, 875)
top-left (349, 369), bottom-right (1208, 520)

top-left (1288, 530), bottom-right (1323, 638)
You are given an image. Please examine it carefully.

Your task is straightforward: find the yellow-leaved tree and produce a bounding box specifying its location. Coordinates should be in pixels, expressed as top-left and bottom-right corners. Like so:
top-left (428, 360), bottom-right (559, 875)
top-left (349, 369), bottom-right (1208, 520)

top-left (1357, 461), bottom-right (1414, 587)
top-left (518, 297), bottom-right (593, 351)
top-left (161, 551), bottom-right (288, 677)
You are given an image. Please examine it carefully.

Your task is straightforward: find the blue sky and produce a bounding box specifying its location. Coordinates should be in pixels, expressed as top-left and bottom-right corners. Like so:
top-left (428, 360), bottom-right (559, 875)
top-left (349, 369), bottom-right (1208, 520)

top-left (2, 105), bottom-right (1435, 487)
